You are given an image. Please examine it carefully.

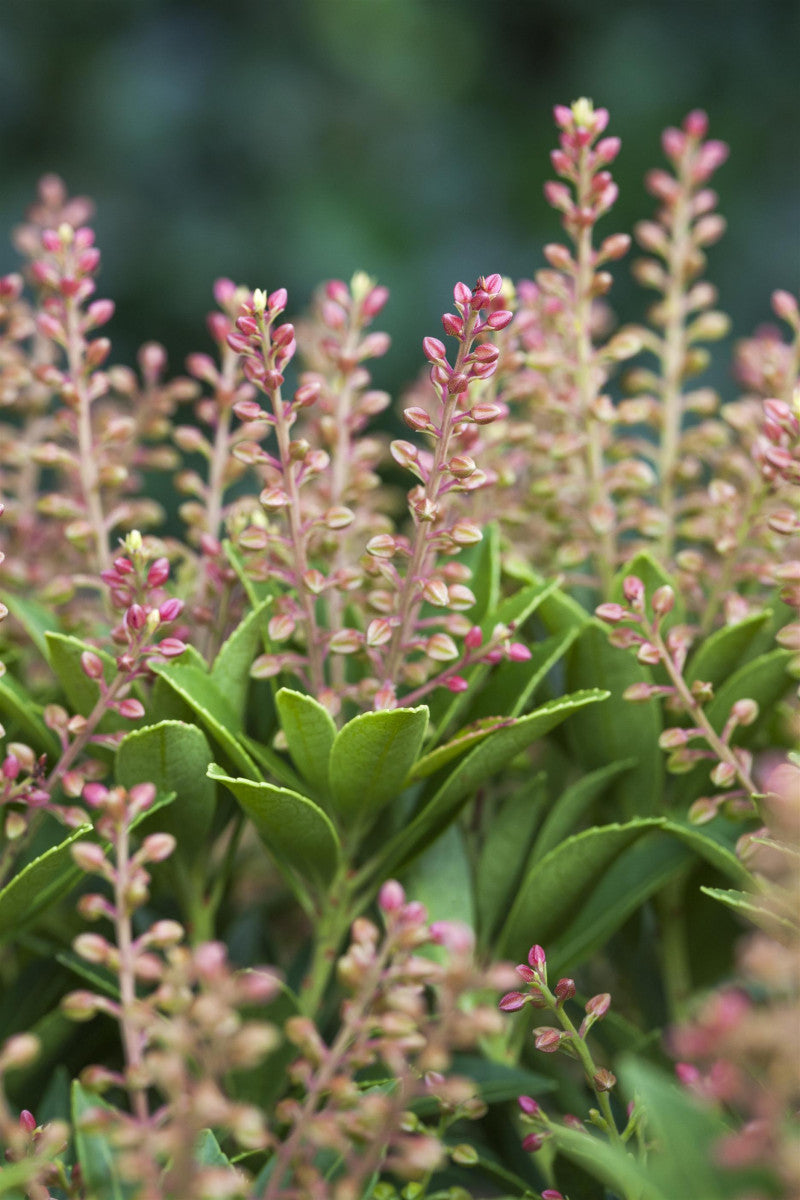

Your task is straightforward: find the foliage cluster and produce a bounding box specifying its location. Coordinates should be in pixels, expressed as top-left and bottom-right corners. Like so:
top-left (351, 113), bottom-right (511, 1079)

top-left (0, 100), bottom-right (797, 1200)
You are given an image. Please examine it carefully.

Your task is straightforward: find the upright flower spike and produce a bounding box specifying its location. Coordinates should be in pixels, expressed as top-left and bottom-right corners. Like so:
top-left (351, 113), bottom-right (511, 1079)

top-left (628, 110), bottom-right (730, 561)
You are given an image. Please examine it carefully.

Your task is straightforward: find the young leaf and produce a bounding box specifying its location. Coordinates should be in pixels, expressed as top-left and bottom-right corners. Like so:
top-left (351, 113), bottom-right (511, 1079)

top-left (208, 764), bottom-right (341, 892)
top-left (364, 690), bottom-right (607, 883)
top-left (275, 687), bottom-right (337, 800)
top-left (700, 886), bottom-right (798, 937)
top-left (408, 715), bottom-right (515, 782)
top-left (328, 705), bottom-right (428, 828)
top-left (150, 661), bottom-right (262, 780)
top-left (116, 721), bottom-right (216, 860)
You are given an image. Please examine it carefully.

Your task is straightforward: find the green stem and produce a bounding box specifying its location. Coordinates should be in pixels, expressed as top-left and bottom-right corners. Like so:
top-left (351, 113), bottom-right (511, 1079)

top-left (298, 875), bottom-right (354, 1017)
top-left (656, 866), bottom-right (693, 1022)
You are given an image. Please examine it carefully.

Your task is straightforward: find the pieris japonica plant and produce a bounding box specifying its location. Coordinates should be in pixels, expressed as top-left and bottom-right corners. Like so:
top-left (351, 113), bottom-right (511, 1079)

top-left (0, 99), bottom-right (797, 1200)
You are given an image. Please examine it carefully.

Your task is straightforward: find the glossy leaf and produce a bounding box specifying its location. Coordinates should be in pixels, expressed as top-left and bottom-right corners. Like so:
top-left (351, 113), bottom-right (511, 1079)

top-left (211, 595), bottom-right (272, 720)
top-left (2, 592), bottom-right (56, 662)
top-left (328, 705), bottom-right (428, 827)
top-left (208, 764), bottom-right (341, 892)
top-left (116, 721), bottom-right (216, 859)
top-left (275, 687), bottom-right (337, 799)
top-left (700, 885), bottom-right (797, 937)
top-left (401, 823), bottom-right (474, 928)
top-left (366, 690), bottom-right (607, 883)
top-left (150, 661), bottom-right (262, 780)
top-left (408, 715), bottom-right (515, 782)
top-left (240, 732), bottom-right (308, 792)
top-left (705, 646), bottom-right (793, 730)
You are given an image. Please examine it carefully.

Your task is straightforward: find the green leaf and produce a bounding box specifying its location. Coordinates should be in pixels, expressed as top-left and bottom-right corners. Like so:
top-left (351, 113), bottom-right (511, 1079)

top-left (401, 823), bottom-right (474, 928)
top-left (150, 661), bottom-right (262, 779)
top-left (275, 688), bottom-right (337, 800)
top-left (685, 609), bottom-right (772, 687)
top-left (463, 629), bottom-right (578, 724)
top-left (2, 592), bottom-right (56, 661)
top-left (196, 1128), bottom-right (236, 1170)
top-left (563, 619), bottom-right (663, 816)
top-left (208, 765), bottom-right (341, 892)
top-left (45, 632), bottom-right (124, 725)
top-left (546, 1121), bottom-right (666, 1200)
top-left (0, 672), bottom-right (60, 755)
top-left (706, 646), bottom-right (793, 730)
top-left (531, 759), bottom-right (636, 864)
top-left (240, 733), bottom-right (307, 792)
top-left (211, 595), bottom-right (273, 720)
top-left (498, 818), bottom-right (667, 963)
top-left (0, 824), bottom-right (91, 944)
top-left (700, 885), bottom-right (797, 937)
top-left (72, 1081), bottom-right (131, 1200)
top-left (463, 520), bottom-right (501, 624)
top-left (116, 721), bottom-right (216, 860)
top-left (408, 715), bottom-right (515, 782)
top-left (612, 550), bottom-right (685, 627)
top-left (366, 690), bottom-right (606, 883)
top-left (618, 1056), bottom-right (763, 1199)
top-left (328, 705), bottom-right (428, 827)
top-left (475, 774), bottom-right (549, 944)
top-left (222, 538), bottom-right (273, 607)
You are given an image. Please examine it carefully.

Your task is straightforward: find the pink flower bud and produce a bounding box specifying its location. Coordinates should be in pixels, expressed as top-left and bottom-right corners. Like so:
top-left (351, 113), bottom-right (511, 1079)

top-left (542, 1192), bottom-right (565, 1200)
top-left (158, 598), bottom-right (183, 623)
top-left (71, 842), bottom-right (109, 873)
top-left (422, 336), bottom-right (446, 363)
top-left (518, 1095), bottom-right (541, 1116)
top-left (379, 880), bottom-right (406, 912)
top-left (444, 675), bottom-right (468, 693)
top-left (125, 604), bottom-right (147, 630)
top-left (528, 944), bottom-right (547, 972)
top-left (80, 651), bottom-right (105, 680)
top-left (533, 1027), bottom-right (562, 1053)
top-left (362, 284), bottom-right (389, 317)
top-left (622, 575), bottom-right (645, 607)
top-left (554, 977), bottom-right (576, 1003)
top-left (464, 625), bottom-right (483, 650)
top-left (441, 312), bottom-right (464, 338)
top-left (485, 308), bottom-right (513, 330)
top-left (19, 1110), bottom-right (36, 1134)
top-left (522, 1132), bottom-right (544, 1153)
top-left (507, 642), bottom-right (531, 662)
top-left (117, 698), bottom-right (145, 720)
top-left (426, 633), bottom-right (459, 662)
top-left (772, 290), bottom-right (799, 323)
top-left (140, 833), bottom-right (176, 863)
top-left (453, 282), bottom-right (472, 306)
top-left (499, 992), bottom-right (527, 1012)
top-left (585, 992), bottom-right (611, 1019)
top-left (156, 637), bottom-right (186, 658)
top-left (146, 557), bottom-right (170, 587)
top-left (651, 585), bottom-right (675, 616)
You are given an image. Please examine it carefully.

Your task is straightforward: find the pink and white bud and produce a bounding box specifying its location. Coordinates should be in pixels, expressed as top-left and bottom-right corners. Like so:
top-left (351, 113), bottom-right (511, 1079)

top-left (155, 638), bottom-right (186, 658)
top-left (117, 698), bottom-right (145, 719)
top-left (444, 675), bottom-right (469, 693)
top-left (426, 633), bottom-right (459, 662)
top-left (366, 618), bottom-right (392, 648)
top-left (329, 628), bottom-right (363, 654)
top-left (379, 880), bottom-right (406, 913)
top-left (499, 992), bottom-right (527, 1012)
top-left (80, 651), bottom-right (105, 680)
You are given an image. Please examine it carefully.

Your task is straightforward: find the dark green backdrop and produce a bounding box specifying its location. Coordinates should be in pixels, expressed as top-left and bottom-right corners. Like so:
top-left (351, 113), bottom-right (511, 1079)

top-left (1, 0), bottom-right (797, 395)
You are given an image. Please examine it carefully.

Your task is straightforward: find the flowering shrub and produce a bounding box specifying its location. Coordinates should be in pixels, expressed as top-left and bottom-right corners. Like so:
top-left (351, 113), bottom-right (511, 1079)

top-left (0, 99), bottom-right (797, 1199)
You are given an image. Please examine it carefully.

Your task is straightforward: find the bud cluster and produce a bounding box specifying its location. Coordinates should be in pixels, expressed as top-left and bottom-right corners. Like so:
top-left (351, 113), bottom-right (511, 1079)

top-left (499, 944), bottom-right (631, 1158)
top-left (597, 574), bottom-right (762, 823)
top-left (0, 1034), bottom-right (71, 1198)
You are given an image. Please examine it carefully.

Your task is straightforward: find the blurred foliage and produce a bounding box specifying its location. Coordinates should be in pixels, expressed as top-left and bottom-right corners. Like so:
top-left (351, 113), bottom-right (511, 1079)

top-left (0, 0), bottom-right (797, 396)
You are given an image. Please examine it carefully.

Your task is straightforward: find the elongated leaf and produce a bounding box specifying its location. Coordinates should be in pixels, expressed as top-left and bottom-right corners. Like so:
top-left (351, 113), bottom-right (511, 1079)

top-left (531, 759), bottom-right (635, 864)
top-left (409, 716), bottom-right (515, 782)
top-left (365, 690), bottom-right (606, 883)
top-left (275, 688), bottom-right (336, 799)
top-left (686, 609), bottom-right (771, 687)
top-left (72, 1081), bottom-right (130, 1200)
top-left (328, 705), bottom-right (428, 827)
top-left (0, 824), bottom-right (91, 943)
top-left (196, 1129), bottom-right (236, 1170)
top-left (498, 818), bottom-right (667, 962)
top-left (150, 661), bottom-right (261, 779)
top-left (0, 672), bottom-right (60, 755)
top-left (208, 765), bottom-right (341, 891)
top-left (116, 721), bottom-right (216, 859)
top-left (475, 774), bottom-right (548, 943)
top-left (223, 538), bottom-right (273, 607)
top-left (211, 595), bottom-right (273, 719)
top-left (706, 646), bottom-right (792, 729)
top-left (700, 885), bottom-right (797, 937)
top-left (464, 630), bottom-right (578, 724)
top-left (429, 576), bottom-right (562, 738)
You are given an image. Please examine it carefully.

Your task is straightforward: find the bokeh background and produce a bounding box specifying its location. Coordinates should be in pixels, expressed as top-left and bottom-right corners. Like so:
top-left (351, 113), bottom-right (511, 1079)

top-left (1, 0), bottom-right (797, 396)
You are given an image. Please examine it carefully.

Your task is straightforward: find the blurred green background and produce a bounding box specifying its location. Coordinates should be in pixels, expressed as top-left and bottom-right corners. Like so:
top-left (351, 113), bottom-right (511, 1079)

top-left (0, 0), bottom-right (797, 395)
